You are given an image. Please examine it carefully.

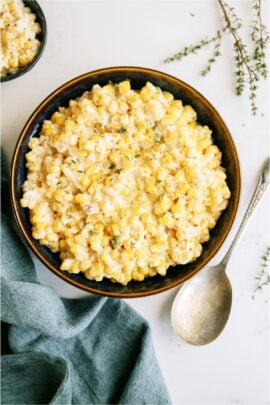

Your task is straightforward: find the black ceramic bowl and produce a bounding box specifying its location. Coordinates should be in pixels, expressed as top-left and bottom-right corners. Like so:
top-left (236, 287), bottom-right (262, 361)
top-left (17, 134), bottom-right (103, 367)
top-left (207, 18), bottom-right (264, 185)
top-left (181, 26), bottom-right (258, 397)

top-left (0, 0), bottom-right (47, 83)
top-left (11, 67), bottom-right (241, 297)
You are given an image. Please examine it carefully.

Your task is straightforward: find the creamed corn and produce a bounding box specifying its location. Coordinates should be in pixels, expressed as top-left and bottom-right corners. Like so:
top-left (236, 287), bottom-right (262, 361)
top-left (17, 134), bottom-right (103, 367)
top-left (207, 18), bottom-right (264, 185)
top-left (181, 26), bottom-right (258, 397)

top-left (20, 81), bottom-right (231, 285)
top-left (0, 0), bottom-right (41, 76)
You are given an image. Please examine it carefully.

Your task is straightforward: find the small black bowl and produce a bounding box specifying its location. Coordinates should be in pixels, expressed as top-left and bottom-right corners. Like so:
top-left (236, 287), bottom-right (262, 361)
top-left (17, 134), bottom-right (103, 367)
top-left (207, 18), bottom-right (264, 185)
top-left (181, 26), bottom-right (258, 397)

top-left (11, 67), bottom-right (241, 298)
top-left (0, 0), bottom-right (47, 83)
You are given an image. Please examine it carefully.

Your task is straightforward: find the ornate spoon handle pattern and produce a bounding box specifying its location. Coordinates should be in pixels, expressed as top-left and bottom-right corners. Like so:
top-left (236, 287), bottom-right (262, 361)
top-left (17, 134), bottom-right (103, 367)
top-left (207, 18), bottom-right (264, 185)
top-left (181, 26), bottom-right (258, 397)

top-left (221, 158), bottom-right (270, 266)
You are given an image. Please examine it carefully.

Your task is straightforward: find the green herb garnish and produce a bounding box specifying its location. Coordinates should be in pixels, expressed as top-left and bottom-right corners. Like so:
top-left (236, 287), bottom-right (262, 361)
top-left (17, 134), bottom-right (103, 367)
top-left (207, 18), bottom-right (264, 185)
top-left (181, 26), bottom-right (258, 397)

top-left (154, 133), bottom-right (164, 144)
top-left (253, 246), bottom-right (270, 297)
top-left (111, 235), bottom-right (120, 249)
top-left (164, 0), bottom-right (269, 115)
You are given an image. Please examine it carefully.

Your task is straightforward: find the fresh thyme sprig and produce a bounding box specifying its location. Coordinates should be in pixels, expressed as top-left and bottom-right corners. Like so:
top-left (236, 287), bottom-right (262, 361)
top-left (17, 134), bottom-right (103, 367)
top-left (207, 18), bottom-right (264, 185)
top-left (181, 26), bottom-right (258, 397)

top-left (253, 246), bottom-right (270, 295)
top-left (164, 32), bottom-right (222, 64)
top-left (164, 0), bottom-right (269, 115)
top-left (218, 0), bottom-right (259, 115)
top-left (201, 30), bottom-right (222, 76)
top-left (251, 0), bottom-right (269, 79)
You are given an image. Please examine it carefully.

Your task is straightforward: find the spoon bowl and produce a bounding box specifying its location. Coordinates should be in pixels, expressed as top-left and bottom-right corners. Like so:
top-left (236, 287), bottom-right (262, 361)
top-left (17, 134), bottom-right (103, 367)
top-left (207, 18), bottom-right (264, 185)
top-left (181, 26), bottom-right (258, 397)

top-left (171, 264), bottom-right (232, 345)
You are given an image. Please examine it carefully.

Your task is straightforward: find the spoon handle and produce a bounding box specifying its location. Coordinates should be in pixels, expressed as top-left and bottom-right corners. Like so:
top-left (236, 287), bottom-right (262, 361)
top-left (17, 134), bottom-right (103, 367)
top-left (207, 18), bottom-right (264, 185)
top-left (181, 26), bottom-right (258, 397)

top-left (221, 158), bottom-right (270, 266)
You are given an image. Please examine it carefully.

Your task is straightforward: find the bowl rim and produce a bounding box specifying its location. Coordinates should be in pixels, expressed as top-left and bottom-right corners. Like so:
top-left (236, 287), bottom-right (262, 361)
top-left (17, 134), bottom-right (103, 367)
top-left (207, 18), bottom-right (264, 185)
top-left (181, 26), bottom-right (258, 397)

top-left (0, 0), bottom-right (47, 83)
top-left (11, 66), bottom-right (241, 297)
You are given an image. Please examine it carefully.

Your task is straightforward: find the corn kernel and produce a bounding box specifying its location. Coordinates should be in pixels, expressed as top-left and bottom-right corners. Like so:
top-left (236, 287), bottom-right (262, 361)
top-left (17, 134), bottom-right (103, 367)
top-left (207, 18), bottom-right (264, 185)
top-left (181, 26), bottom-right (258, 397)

top-left (118, 80), bottom-right (131, 95)
top-left (80, 175), bottom-right (90, 188)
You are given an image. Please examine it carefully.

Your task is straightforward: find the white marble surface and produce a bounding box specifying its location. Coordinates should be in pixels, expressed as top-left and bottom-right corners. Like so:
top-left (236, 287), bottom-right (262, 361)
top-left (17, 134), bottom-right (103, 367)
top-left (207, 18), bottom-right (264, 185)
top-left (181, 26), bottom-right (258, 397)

top-left (1, 1), bottom-right (270, 404)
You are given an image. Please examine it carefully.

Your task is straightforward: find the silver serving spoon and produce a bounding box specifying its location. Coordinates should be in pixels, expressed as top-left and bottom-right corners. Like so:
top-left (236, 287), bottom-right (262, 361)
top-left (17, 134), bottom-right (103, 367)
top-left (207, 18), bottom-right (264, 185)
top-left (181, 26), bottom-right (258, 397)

top-left (171, 158), bottom-right (270, 345)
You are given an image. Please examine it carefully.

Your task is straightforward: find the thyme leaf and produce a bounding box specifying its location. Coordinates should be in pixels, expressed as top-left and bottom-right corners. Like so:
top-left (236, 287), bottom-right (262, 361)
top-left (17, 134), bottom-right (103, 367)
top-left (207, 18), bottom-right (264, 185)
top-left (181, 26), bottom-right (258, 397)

top-left (253, 246), bottom-right (270, 297)
top-left (111, 235), bottom-right (120, 249)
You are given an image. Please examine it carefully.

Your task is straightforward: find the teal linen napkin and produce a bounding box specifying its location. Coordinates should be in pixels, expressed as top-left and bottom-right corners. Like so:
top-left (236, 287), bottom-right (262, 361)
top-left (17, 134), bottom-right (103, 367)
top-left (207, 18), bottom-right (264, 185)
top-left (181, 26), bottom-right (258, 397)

top-left (1, 151), bottom-right (171, 405)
